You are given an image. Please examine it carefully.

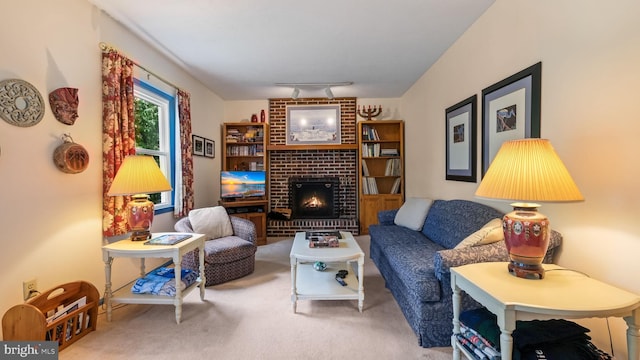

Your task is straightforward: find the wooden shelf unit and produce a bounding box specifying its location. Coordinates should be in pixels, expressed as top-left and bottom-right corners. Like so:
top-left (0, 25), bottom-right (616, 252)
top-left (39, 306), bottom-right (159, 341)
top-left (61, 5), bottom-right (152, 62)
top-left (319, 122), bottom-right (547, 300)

top-left (221, 122), bottom-right (269, 245)
top-left (2, 281), bottom-right (99, 351)
top-left (357, 120), bottom-right (405, 235)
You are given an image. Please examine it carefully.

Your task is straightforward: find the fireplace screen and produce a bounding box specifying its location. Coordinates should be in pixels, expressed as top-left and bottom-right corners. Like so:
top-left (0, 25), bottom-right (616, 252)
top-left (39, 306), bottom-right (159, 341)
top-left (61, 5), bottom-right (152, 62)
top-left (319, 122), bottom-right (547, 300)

top-left (289, 177), bottom-right (340, 219)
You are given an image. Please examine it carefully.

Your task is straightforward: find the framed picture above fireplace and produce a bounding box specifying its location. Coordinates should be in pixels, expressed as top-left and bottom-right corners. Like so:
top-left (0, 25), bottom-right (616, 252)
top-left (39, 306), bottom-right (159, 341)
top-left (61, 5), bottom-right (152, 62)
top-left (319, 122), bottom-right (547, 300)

top-left (286, 105), bottom-right (341, 145)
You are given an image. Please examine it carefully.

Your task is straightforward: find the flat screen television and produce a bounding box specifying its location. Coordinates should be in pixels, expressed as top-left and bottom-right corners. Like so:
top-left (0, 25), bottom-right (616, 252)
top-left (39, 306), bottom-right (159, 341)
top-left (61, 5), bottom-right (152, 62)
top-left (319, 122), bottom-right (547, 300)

top-left (220, 170), bottom-right (266, 200)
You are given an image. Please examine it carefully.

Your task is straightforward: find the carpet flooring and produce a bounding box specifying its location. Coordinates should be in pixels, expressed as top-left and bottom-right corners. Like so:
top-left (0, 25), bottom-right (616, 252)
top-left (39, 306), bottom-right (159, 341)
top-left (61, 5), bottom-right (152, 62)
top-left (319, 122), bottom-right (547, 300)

top-left (61, 236), bottom-right (453, 359)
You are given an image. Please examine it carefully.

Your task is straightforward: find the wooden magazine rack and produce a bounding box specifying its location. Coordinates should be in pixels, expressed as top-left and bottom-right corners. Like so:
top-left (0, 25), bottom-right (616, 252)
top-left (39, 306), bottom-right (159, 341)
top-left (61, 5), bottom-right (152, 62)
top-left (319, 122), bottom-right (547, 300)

top-left (2, 281), bottom-right (99, 351)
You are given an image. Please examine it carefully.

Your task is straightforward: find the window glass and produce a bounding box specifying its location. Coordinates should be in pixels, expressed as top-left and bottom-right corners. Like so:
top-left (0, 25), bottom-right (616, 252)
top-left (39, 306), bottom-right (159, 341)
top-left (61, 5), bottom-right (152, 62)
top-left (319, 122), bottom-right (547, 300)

top-left (134, 79), bottom-right (175, 213)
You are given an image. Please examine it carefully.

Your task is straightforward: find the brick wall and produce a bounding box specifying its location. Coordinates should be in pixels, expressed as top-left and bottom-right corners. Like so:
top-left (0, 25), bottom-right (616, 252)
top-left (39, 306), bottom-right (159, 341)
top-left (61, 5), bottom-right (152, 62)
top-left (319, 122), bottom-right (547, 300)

top-left (268, 97), bottom-right (359, 237)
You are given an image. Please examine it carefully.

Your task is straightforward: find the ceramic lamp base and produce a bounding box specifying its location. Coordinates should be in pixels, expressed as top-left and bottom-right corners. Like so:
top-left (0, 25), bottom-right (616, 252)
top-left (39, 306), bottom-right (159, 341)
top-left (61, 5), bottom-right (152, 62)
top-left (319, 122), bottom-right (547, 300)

top-left (503, 203), bottom-right (550, 280)
top-left (127, 194), bottom-right (155, 241)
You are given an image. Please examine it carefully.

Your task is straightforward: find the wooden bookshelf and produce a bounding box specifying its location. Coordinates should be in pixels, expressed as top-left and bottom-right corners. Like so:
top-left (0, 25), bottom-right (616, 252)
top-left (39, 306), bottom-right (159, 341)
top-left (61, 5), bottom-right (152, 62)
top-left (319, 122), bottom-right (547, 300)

top-left (357, 120), bottom-right (405, 234)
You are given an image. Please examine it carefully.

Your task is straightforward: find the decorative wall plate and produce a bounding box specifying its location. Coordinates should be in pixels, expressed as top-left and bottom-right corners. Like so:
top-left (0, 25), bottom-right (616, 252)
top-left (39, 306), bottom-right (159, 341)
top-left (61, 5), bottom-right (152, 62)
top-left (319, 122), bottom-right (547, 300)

top-left (0, 79), bottom-right (45, 127)
top-left (53, 134), bottom-right (89, 174)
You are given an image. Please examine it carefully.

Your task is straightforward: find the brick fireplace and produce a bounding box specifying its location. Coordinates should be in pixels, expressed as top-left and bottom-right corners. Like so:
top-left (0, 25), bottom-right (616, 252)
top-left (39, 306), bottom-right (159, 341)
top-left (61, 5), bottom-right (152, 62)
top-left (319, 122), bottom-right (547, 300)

top-left (267, 97), bottom-right (359, 237)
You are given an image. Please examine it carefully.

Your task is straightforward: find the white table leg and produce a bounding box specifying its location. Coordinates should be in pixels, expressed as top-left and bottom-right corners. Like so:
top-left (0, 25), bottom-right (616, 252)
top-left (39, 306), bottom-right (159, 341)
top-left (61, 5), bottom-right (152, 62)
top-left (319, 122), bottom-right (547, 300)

top-left (290, 256), bottom-right (297, 313)
top-left (104, 256), bottom-right (113, 322)
top-left (497, 311), bottom-right (516, 360)
top-left (174, 255), bottom-right (183, 324)
top-left (199, 245), bottom-right (206, 300)
top-left (139, 258), bottom-right (146, 278)
top-left (451, 281), bottom-right (461, 360)
top-left (357, 257), bottom-right (364, 312)
top-left (626, 309), bottom-right (640, 360)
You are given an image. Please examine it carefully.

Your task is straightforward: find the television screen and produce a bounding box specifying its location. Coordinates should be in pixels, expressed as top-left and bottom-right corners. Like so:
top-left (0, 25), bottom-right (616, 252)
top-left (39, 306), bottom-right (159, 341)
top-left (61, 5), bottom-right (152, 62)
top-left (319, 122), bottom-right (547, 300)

top-left (220, 171), bottom-right (266, 199)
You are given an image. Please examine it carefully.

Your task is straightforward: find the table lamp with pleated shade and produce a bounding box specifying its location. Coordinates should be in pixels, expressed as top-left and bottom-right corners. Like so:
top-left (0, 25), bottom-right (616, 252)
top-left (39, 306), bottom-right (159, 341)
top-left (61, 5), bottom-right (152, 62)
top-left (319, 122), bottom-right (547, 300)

top-left (475, 138), bottom-right (583, 279)
top-left (108, 155), bottom-right (172, 241)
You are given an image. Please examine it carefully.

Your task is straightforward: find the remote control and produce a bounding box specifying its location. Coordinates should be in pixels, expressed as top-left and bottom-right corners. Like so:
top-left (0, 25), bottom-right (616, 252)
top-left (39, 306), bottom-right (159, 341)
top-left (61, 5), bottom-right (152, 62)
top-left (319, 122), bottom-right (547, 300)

top-left (335, 276), bottom-right (347, 286)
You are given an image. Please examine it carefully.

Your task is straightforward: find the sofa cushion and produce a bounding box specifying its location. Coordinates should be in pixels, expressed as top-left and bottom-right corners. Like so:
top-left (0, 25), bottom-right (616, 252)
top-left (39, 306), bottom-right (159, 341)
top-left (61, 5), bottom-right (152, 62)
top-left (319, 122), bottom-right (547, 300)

top-left (455, 218), bottom-right (504, 249)
top-left (394, 197), bottom-right (433, 231)
top-left (422, 200), bottom-right (504, 249)
top-left (203, 236), bottom-right (256, 264)
top-left (188, 206), bottom-right (233, 240)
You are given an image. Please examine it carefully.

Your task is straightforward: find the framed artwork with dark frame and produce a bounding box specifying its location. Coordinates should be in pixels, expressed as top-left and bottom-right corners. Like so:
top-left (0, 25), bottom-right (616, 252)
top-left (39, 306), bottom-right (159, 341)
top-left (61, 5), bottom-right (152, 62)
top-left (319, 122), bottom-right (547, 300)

top-left (204, 138), bottom-right (215, 158)
top-left (481, 62), bottom-right (541, 177)
top-left (192, 135), bottom-right (204, 156)
top-left (286, 105), bottom-right (341, 145)
top-left (446, 95), bottom-right (477, 182)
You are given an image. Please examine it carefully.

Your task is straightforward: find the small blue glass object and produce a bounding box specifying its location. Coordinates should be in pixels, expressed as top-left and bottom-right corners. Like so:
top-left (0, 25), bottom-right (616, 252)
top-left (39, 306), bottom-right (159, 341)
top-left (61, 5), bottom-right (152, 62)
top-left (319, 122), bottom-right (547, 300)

top-left (313, 261), bottom-right (327, 271)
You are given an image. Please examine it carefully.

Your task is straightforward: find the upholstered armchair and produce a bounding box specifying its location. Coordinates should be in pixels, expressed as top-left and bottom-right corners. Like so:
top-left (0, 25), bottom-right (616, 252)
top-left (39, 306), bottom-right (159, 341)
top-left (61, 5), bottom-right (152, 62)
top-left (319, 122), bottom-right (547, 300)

top-left (175, 209), bottom-right (257, 286)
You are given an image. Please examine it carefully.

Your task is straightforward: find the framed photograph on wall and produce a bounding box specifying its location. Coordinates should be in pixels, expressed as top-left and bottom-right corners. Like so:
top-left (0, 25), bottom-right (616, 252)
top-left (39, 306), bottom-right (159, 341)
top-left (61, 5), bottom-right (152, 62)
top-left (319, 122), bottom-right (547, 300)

top-left (446, 95), bottom-right (477, 182)
top-left (192, 135), bottom-right (204, 156)
top-left (286, 105), bottom-right (341, 145)
top-left (481, 62), bottom-right (541, 176)
top-left (204, 138), bottom-right (215, 158)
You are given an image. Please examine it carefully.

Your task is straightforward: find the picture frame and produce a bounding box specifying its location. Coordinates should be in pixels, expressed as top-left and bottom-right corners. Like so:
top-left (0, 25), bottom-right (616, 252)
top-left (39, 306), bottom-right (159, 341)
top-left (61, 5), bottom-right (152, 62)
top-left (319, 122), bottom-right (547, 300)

top-left (204, 138), bottom-right (215, 158)
top-left (446, 95), bottom-right (477, 182)
top-left (481, 62), bottom-right (541, 177)
top-left (192, 135), bottom-right (204, 156)
top-left (286, 105), bottom-right (341, 145)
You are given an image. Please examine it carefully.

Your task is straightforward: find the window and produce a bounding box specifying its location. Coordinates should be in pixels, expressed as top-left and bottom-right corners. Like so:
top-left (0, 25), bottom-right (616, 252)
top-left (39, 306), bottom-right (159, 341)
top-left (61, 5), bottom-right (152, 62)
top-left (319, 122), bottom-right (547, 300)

top-left (134, 79), bottom-right (176, 214)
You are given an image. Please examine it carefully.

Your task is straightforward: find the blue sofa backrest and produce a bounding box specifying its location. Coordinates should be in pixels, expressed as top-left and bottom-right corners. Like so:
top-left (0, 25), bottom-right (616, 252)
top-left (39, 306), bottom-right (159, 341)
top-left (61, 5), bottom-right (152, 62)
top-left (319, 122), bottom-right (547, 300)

top-left (421, 199), bottom-right (504, 249)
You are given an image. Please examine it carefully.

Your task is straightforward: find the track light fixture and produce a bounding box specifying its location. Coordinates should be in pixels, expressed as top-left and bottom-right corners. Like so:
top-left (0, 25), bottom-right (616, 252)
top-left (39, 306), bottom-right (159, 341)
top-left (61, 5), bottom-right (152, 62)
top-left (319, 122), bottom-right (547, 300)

top-left (324, 87), bottom-right (334, 100)
top-left (276, 82), bottom-right (353, 99)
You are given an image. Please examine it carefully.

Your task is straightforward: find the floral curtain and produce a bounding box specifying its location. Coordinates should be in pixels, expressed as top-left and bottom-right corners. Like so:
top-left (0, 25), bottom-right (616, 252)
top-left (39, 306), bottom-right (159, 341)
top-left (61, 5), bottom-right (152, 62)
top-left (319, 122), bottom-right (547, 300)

top-left (102, 50), bottom-right (135, 237)
top-left (175, 89), bottom-right (194, 218)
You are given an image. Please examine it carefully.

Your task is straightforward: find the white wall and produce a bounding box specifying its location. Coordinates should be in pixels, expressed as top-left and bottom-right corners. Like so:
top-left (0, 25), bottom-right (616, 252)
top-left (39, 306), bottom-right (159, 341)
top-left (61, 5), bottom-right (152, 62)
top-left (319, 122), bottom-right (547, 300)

top-left (0, 0), bottom-right (222, 331)
top-left (401, 0), bottom-right (640, 356)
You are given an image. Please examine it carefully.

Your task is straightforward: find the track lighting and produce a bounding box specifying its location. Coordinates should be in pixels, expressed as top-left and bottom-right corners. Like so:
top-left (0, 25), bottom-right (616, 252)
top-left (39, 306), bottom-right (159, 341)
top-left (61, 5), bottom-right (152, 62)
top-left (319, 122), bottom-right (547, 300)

top-left (276, 82), bottom-right (353, 99)
top-left (324, 87), bottom-right (334, 100)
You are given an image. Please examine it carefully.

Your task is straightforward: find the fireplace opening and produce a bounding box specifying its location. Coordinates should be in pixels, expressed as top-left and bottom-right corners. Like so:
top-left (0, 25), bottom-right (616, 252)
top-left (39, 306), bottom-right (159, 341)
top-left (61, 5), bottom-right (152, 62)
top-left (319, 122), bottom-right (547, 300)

top-left (289, 177), bottom-right (340, 219)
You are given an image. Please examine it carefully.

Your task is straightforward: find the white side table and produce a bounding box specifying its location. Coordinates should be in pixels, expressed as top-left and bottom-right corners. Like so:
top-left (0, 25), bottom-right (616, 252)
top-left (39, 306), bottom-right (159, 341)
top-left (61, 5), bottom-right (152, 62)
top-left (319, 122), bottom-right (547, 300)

top-left (290, 231), bottom-right (365, 313)
top-left (102, 232), bottom-right (206, 324)
top-left (451, 262), bottom-right (640, 360)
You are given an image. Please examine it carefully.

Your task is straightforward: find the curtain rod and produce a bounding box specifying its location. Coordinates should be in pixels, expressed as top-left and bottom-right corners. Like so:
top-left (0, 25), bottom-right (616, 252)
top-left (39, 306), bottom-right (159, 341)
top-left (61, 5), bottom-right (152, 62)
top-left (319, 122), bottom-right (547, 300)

top-left (99, 42), bottom-right (183, 92)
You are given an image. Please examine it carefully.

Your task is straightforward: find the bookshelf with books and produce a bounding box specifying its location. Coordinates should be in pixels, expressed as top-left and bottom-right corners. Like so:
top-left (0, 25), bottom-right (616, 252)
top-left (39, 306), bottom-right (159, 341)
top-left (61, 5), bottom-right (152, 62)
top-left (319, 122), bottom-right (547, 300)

top-left (221, 122), bottom-right (269, 245)
top-left (357, 120), bottom-right (405, 234)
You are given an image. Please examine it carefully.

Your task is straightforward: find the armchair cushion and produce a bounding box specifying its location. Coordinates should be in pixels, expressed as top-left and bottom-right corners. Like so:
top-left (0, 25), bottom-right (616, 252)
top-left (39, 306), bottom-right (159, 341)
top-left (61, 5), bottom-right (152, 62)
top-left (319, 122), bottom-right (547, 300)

top-left (188, 206), bottom-right (233, 240)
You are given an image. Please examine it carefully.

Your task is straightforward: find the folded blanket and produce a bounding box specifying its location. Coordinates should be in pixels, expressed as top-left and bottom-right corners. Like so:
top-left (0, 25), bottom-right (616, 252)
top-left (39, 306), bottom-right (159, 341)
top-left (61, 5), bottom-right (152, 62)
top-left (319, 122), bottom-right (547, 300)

top-left (131, 267), bottom-right (199, 296)
top-left (460, 323), bottom-right (501, 359)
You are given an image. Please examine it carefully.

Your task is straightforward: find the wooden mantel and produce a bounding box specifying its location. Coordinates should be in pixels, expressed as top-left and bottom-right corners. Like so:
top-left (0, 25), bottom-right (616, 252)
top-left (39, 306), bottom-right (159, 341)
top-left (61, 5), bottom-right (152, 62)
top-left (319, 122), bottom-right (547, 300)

top-left (267, 144), bottom-right (358, 151)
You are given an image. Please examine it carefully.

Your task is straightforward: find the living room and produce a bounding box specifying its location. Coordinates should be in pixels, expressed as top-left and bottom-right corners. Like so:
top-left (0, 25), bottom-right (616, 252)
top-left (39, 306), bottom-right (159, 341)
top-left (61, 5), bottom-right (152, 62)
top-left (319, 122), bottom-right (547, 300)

top-left (1, 0), bottom-right (639, 358)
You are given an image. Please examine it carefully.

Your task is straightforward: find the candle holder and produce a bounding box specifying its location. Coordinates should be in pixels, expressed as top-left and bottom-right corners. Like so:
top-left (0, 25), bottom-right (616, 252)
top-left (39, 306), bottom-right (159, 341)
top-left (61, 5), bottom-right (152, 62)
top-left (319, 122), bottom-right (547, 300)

top-left (357, 105), bottom-right (382, 121)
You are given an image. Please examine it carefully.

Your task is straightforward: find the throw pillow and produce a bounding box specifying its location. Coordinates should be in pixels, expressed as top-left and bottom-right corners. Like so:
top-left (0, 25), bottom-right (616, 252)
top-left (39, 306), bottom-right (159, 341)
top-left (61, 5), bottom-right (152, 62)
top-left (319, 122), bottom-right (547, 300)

top-left (455, 218), bottom-right (504, 249)
top-left (394, 197), bottom-right (433, 231)
top-left (188, 206), bottom-right (233, 240)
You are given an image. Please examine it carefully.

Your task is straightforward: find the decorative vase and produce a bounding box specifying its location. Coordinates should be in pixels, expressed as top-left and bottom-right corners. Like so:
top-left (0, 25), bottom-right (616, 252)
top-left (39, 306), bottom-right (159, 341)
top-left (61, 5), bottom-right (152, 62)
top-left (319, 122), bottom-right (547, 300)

top-left (503, 203), bottom-right (550, 279)
top-left (251, 114), bottom-right (258, 123)
top-left (260, 109), bottom-right (266, 123)
top-left (127, 194), bottom-right (155, 241)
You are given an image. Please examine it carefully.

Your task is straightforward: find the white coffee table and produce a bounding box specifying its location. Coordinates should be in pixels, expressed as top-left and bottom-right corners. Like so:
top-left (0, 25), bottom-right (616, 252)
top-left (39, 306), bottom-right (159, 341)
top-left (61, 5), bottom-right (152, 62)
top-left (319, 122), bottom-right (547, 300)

top-left (289, 231), bottom-right (364, 313)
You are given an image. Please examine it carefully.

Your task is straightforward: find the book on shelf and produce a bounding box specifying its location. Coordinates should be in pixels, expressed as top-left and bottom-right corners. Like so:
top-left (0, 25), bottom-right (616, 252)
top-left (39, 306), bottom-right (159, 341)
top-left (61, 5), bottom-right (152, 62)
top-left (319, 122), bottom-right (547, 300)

top-left (366, 177), bottom-right (378, 194)
top-left (391, 177), bottom-right (402, 194)
top-left (362, 125), bottom-right (380, 141)
top-left (145, 234), bottom-right (192, 246)
top-left (380, 148), bottom-right (399, 156)
top-left (362, 143), bottom-right (381, 157)
top-left (362, 160), bottom-right (370, 176)
top-left (384, 158), bottom-right (402, 176)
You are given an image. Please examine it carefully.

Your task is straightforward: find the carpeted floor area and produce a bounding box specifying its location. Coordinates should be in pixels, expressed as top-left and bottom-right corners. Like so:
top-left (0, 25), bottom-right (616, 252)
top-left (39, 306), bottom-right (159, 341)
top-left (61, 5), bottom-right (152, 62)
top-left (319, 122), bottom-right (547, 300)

top-left (61, 236), bottom-right (453, 359)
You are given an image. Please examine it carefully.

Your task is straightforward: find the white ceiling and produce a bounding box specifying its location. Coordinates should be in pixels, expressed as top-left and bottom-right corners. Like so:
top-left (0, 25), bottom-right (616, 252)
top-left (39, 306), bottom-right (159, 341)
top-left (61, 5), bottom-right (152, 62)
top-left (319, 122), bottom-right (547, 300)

top-left (90, 0), bottom-right (495, 100)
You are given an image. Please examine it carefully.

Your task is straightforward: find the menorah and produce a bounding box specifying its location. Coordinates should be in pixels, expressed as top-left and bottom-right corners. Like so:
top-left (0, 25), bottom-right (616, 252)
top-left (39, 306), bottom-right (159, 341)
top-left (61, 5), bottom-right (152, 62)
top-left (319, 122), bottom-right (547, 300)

top-left (357, 105), bottom-right (382, 121)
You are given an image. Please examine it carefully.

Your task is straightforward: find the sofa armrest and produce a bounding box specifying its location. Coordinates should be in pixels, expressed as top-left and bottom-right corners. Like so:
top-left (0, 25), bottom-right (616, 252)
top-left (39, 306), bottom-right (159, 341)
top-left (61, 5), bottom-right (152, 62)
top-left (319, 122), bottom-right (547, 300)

top-left (377, 209), bottom-right (399, 225)
top-left (230, 216), bottom-right (257, 245)
top-left (433, 229), bottom-right (563, 281)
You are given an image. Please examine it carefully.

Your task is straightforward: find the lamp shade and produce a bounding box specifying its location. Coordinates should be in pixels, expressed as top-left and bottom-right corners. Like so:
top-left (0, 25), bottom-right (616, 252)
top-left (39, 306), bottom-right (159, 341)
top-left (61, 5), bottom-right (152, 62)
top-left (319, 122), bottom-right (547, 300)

top-left (107, 155), bottom-right (172, 196)
top-left (475, 139), bottom-right (583, 203)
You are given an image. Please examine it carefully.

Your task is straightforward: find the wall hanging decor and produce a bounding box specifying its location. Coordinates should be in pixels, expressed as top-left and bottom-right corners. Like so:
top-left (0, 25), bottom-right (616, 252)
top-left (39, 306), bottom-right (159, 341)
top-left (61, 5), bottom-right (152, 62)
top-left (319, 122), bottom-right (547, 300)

top-left (49, 87), bottom-right (79, 125)
top-left (446, 95), bottom-right (477, 182)
top-left (192, 135), bottom-right (205, 156)
top-left (286, 105), bottom-right (341, 145)
top-left (53, 134), bottom-right (89, 174)
top-left (0, 78), bottom-right (45, 127)
top-left (481, 62), bottom-right (541, 177)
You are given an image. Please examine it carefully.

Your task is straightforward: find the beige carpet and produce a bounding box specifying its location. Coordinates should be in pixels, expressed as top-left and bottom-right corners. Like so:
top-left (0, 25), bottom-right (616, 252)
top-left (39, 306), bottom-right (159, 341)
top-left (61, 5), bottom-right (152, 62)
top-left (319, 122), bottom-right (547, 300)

top-left (61, 236), bottom-right (453, 360)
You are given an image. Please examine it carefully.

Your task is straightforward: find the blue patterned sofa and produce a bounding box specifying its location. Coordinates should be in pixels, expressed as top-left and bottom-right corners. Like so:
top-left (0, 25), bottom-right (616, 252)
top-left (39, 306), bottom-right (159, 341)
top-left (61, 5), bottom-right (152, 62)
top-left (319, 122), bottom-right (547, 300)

top-left (368, 199), bottom-right (562, 348)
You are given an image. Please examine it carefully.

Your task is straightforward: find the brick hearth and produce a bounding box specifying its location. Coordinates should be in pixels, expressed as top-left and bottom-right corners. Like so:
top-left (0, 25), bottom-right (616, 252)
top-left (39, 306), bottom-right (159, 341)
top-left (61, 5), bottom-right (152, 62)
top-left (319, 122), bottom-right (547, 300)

top-left (267, 98), bottom-right (359, 237)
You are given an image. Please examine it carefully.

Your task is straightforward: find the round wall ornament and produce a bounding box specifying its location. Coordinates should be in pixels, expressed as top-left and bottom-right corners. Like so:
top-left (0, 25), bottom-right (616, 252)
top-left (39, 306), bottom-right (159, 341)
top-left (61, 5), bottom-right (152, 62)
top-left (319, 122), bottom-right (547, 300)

top-left (0, 79), bottom-right (45, 127)
top-left (53, 134), bottom-right (89, 174)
